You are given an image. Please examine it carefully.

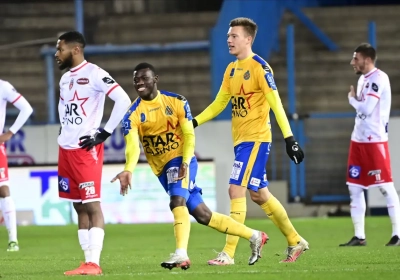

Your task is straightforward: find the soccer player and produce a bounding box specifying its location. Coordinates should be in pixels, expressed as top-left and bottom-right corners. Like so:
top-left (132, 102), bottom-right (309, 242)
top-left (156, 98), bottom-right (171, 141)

top-left (55, 31), bottom-right (131, 275)
top-left (111, 62), bottom-right (268, 270)
top-left (191, 17), bottom-right (309, 264)
top-left (339, 43), bottom-right (400, 246)
top-left (0, 80), bottom-right (33, 252)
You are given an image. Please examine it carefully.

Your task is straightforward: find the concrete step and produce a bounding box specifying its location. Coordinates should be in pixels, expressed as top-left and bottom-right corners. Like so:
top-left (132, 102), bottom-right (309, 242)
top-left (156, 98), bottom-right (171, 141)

top-left (93, 26), bottom-right (211, 44)
top-left (302, 5), bottom-right (400, 19)
top-left (0, 29), bottom-right (61, 44)
top-left (0, 47), bottom-right (42, 60)
top-left (114, 70), bottom-right (210, 89)
top-left (97, 12), bottom-right (218, 28)
top-left (88, 50), bottom-right (210, 72)
top-left (0, 1), bottom-right (107, 17)
top-left (0, 61), bottom-right (45, 75)
top-left (1, 16), bottom-right (75, 29)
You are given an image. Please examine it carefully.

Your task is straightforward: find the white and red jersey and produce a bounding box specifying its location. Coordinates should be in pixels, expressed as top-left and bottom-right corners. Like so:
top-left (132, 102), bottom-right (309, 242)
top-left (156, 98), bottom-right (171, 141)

top-left (58, 60), bottom-right (130, 149)
top-left (349, 68), bottom-right (391, 143)
top-left (0, 80), bottom-right (22, 133)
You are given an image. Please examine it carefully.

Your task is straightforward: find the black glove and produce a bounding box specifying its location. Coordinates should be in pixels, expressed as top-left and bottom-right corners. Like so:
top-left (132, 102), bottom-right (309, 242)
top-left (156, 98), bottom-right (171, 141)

top-left (192, 119), bottom-right (198, 129)
top-left (79, 128), bottom-right (111, 151)
top-left (285, 136), bottom-right (304, 164)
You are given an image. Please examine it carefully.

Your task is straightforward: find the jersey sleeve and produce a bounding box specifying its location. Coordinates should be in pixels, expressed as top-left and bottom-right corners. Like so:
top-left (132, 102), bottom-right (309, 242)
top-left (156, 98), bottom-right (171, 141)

top-left (176, 97), bottom-right (195, 165)
top-left (194, 64), bottom-right (232, 125)
top-left (93, 67), bottom-right (121, 96)
top-left (122, 108), bottom-right (141, 173)
top-left (257, 64), bottom-right (293, 138)
top-left (2, 81), bottom-right (21, 103)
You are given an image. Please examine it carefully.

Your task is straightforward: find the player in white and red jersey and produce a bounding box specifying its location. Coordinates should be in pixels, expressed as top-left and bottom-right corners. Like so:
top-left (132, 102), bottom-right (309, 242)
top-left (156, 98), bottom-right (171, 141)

top-left (340, 43), bottom-right (400, 247)
top-left (0, 80), bottom-right (33, 252)
top-left (55, 31), bottom-right (131, 275)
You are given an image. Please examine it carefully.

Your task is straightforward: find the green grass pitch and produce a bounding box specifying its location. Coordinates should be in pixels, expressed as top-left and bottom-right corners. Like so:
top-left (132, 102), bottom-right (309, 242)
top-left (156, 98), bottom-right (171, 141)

top-left (0, 217), bottom-right (399, 279)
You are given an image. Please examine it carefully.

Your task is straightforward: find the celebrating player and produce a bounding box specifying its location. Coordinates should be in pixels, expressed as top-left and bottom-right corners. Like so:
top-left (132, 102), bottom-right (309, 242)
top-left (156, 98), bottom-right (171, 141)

top-left (0, 80), bottom-right (33, 252)
top-left (192, 17), bottom-right (309, 264)
top-left (111, 62), bottom-right (268, 270)
top-left (340, 43), bottom-right (400, 246)
top-left (55, 31), bottom-right (131, 275)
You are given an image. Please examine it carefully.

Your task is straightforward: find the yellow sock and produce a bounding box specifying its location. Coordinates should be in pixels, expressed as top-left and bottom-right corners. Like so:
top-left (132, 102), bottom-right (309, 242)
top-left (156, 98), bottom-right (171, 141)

top-left (172, 206), bottom-right (191, 251)
top-left (261, 195), bottom-right (300, 246)
top-left (208, 212), bottom-right (254, 239)
top-left (221, 197), bottom-right (247, 258)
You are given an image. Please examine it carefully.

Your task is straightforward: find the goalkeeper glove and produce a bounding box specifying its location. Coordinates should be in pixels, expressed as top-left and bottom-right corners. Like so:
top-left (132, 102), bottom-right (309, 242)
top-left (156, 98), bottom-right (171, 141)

top-left (285, 136), bottom-right (304, 164)
top-left (192, 118), bottom-right (198, 129)
top-left (79, 128), bottom-right (111, 151)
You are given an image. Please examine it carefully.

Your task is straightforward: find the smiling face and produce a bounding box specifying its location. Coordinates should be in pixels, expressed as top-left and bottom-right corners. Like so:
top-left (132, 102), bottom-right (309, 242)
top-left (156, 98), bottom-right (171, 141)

top-left (133, 68), bottom-right (159, 100)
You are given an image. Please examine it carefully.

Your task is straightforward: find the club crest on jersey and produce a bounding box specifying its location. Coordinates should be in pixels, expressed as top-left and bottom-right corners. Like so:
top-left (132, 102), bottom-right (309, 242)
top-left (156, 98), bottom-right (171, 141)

top-left (165, 106), bottom-right (173, 116)
top-left (244, 70), bottom-right (250, 80)
top-left (140, 113), bottom-right (146, 123)
top-left (69, 78), bottom-right (74, 90)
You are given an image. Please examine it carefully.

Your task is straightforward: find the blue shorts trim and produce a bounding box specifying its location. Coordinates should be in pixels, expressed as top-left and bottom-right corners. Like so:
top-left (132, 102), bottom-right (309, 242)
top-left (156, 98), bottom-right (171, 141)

top-left (229, 142), bottom-right (271, 191)
top-left (158, 156), bottom-right (204, 212)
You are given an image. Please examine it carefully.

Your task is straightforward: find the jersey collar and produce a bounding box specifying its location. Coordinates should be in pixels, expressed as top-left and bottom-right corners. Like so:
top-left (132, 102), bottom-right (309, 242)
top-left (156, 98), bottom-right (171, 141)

top-left (141, 90), bottom-right (160, 104)
top-left (70, 60), bottom-right (89, 73)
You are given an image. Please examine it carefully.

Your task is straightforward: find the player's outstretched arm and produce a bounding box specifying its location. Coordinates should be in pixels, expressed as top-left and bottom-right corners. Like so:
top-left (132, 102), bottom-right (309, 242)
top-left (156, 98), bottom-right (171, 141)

top-left (193, 65), bottom-right (232, 128)
top-left (111, 122), bottom-right (140, 196)
top-left (192, 90), bottom-right (231, 128)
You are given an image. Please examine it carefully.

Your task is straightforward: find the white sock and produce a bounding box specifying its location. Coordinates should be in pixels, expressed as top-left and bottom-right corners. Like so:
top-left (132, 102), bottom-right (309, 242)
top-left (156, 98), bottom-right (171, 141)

top-left (348, 185), bottom-right (366, 239)
top-left (88, 227), bottom-right (105, 266)
top-left (0, 197), bottom-right (17, 242)
top-left (379, 184), bottom-right (400, 237)
top-left (249, 230), bottom-right (258, 243)
top-left (175, 248), bottom-right (187, 257)
top-left (78, 229), bottom-right (90, 262)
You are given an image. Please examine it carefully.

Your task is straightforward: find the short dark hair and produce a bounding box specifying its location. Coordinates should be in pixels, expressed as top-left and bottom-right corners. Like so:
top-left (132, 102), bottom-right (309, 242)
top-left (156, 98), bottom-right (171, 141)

top-left (354, 43), bottom-right (376, 61)
top-left (133, 62), bottom-right (156, 75)
top-left (229, 17), bottom-right (258, 42)
top-left (58, 31), bottom-right (86, 48)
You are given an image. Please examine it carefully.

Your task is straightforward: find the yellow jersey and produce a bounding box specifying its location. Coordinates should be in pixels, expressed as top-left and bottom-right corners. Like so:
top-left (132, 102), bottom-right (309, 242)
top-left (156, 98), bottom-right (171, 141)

top-left (122, 90), bottom-right (195, 176)
top-left (195, 53), bottom-right (293, 146)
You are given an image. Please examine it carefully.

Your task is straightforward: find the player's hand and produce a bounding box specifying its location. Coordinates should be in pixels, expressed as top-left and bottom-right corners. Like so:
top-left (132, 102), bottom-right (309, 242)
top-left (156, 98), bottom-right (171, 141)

top-left (285, 136), bottom-right (304, 164)
top-left (0, 131), bottom-right (13, 144)
top-left (79, 128), bottom-right (111, 151)
top-left (175, 163), bottom-right (188, 181)
top-left (111, 171), bottom-right (132, 196)
top-left (348, 85), bottom-right (356, 99)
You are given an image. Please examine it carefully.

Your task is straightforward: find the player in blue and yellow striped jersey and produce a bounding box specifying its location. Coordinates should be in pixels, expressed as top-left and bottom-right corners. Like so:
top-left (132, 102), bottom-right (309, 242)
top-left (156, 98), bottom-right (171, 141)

top-left (192, 18), bottom-right (309, 264)
top-left (111, 63), bottom-right (268, 270)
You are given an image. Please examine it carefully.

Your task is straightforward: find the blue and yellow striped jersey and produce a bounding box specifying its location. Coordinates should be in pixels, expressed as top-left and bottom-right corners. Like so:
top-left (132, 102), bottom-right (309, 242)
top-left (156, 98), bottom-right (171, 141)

top-left (122, 90), bottom-right (195, 176)
top-left (195, 53), bottom-right (293, 146)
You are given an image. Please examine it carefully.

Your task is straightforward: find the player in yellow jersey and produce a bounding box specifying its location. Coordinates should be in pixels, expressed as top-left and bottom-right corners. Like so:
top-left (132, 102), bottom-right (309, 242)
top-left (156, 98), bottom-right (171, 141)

top-left (111, 62), bottom-right (268, 270)
top-left (192, 18), bottom-right (309, 264)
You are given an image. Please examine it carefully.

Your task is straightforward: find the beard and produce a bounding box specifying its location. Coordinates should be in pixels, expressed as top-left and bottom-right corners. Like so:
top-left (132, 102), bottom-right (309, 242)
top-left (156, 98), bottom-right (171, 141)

top-left (58, 53), bottom-right (73, 70)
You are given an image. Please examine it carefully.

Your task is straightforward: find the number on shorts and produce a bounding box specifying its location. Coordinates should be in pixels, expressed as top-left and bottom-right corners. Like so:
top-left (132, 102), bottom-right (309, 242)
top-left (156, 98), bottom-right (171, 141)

top-left (85, 186), bottom-right (96, 196)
